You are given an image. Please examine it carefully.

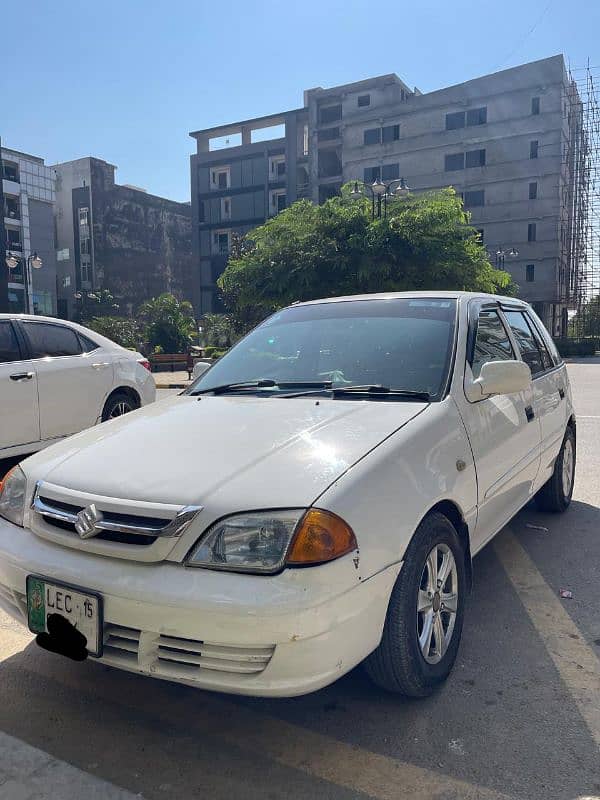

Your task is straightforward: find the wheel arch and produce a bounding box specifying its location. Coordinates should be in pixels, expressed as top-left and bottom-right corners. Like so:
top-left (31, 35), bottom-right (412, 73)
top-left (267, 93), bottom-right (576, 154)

top-left (421, 499), bottom-right (473, 593)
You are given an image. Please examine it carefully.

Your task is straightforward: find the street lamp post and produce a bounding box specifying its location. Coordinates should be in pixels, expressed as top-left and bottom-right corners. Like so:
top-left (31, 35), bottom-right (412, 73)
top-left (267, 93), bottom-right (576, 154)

top-left (350, 177), bottom-right (410, 219)
top-left (489, 245), bottom-right (519, 269)
top-left (5, 251), bottom-right (43, 314)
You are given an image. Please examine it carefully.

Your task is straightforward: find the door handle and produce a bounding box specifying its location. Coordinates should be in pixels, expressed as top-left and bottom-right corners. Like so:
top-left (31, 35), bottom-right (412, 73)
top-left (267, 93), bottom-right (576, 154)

top-left (91, 362), bottom-right (110, 369)
top-left (9, 372), bottom-right (34, 382)
top-left (525, 405), bottom-right (535, 422)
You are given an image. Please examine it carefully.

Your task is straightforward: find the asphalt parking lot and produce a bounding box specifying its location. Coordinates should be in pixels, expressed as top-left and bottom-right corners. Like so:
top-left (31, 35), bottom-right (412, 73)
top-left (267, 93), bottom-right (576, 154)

top-left (0, 369), bottom-right (599, 799)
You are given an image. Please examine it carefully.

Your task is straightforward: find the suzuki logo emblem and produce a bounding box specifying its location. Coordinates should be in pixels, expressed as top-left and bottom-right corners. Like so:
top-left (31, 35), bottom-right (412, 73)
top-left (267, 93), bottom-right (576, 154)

top-left (75, 504), bottom-right (103, 539)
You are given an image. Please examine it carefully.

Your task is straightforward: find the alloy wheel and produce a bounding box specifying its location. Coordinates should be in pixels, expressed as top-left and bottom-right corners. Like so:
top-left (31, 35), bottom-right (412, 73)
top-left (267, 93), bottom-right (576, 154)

top-left (417, 543), bottom-right (459, 664)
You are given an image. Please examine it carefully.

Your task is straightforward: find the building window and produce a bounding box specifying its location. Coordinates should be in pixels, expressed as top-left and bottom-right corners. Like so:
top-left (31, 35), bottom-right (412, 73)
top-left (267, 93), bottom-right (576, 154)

top-left (382, 124), bottom-right (400, 143)
top-left (358, 94), bottom-right (371, 107)
top-left (465, 148), bottom-right (486, 168)
top-left (445, 111), bottom-right (465, 131)
top-left (529, 181), bottom-right (538, 200)
top-left (318, 127), bottom-right (340, 142)
top-left (269, 189), bottom-right (287, 215)
top-left (7, 229), bottom-right (22, 249)
top-left (80, 237), bottom-right (91, 255)
top-left (2, 162), bottom-right (19, 182)
top-left (526, 264), bottom-right (535, 282)
top-left (364, 166), bottom-right (381, 183)
top-left (319, 104), bottom-right (342, 125)
top-left (445, 152), bottom-right (465, 171)
top-left (210, 166), bottom-right (231, 190)
top-left (221, 197), bottom-right (231, 221)
top-left (81, 263), bottom-right (90, 285)
top-left (269, 155), bottom-right (286, 181)
top-left (467, 107), bottom-right (487, 126)
top-left (364, 128), bottom-right (381, 146)
top-left (381, 163), bottom-right (400, 181)
top-left (79, 207), bottom-right (89, 226)
top-left (530, 140), bottom-right (539, 159)
top-left (464, 190), bottom-right (485, 207)
top-left (531, 96), bottom-right (540, 115)
top-left (4, 196), bottom-right (19, 219)
top-left (213, 230), bottom-right (231, 255)
top-left (528, 223), bottom-right (537, 242)
top-left (303, 124), bottom-right (309, 156)
top-left (198, 200), bottom-right (205, 223)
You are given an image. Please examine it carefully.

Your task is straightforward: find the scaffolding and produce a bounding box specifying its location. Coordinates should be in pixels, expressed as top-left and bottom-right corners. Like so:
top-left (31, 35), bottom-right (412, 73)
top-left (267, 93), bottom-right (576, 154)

top-left (564, 61), bottom-right (600, 341)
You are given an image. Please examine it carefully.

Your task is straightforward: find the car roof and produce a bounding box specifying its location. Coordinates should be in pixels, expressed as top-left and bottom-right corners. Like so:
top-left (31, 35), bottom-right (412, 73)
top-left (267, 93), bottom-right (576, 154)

top-left (293, 290), bottom-right (527, 308)
top-left (0, 313), bottom-right (128, 352)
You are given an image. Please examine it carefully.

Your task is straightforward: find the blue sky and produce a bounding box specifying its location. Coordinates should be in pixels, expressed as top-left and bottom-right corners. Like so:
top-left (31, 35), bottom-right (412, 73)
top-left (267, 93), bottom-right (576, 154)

top-left (2, 0), bottom-right (598, 201)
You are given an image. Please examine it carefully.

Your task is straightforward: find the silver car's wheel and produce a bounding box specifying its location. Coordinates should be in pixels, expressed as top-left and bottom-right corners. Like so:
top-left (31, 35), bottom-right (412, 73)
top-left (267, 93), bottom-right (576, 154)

top-left (561, 437), bottom-right (574, 497)
top-left (417, 544), bottom-right (459, 665)
top-left (101, 392), bottom-right (138, 423)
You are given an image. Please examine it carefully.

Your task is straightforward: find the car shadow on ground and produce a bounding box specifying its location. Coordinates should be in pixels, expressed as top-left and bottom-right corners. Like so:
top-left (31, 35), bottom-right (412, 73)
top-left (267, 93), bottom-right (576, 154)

top-left (1, 523), bottom-right (599, 800)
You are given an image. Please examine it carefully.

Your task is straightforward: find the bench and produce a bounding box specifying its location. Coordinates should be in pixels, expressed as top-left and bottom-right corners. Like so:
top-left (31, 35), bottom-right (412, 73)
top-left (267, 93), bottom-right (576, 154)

top-left (148, 353), bottom-right (205, 379)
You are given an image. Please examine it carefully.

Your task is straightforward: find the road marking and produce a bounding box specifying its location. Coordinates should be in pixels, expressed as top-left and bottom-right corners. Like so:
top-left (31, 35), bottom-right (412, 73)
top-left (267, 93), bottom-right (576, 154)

top-left (0, 613), bottom-right (512, 800)
top-left (495, 529), bottom-right (600, 749)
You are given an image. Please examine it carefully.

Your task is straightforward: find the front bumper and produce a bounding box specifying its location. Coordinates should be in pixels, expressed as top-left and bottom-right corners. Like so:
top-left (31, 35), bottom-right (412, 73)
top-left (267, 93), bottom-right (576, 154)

top-left (0, 518), bottom-right (400, 697)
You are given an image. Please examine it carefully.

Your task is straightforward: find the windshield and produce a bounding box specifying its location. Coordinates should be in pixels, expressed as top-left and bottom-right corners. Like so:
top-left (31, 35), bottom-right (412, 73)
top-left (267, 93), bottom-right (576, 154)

top-left (188, 298), bottom-right (457, 400)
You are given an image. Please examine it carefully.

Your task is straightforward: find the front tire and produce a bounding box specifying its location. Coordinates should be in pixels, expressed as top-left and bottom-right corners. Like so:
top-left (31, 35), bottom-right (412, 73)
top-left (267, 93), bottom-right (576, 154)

top-left (364, 512), bottom-right (466, 697)
top-left (535, 426), bottom-right (576, 513)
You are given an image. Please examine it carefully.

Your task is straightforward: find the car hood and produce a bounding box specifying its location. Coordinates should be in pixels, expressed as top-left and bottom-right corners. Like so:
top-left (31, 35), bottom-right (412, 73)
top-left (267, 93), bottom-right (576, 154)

top-left (25, 395), bottom-right (427, 509)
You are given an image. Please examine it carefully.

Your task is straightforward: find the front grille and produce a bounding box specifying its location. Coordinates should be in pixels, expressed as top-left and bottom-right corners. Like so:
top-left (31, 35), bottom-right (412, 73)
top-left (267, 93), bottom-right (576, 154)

top-left (38, 495), bottom-right (166, 545)
top-left (99, 623), bottom-right (275, 679)
top-left (156, 635), bottom-right (274, 676)
top-left (103, 624), bottom-right (141, 666)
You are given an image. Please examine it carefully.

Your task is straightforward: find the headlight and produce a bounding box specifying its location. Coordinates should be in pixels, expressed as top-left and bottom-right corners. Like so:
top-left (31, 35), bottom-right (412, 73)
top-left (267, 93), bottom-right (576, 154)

top-left (0, 466), bottom-right (27, 527)
top-left (186, 508), bottom-right (357, 574)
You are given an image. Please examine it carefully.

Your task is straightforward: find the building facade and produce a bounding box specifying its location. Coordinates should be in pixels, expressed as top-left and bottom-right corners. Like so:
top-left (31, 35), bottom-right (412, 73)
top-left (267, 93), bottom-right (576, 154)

top-left (53, 157), bottom-right (193, 319)
top-left (190, 55), bottom-right (584, 335)
top-left (1, 146), bottom-right (57, 315)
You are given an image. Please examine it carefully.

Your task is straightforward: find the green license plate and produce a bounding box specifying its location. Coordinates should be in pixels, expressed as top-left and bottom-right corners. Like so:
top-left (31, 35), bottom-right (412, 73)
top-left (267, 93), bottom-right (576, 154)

top-left (26, 576), bottom-right (103, 657)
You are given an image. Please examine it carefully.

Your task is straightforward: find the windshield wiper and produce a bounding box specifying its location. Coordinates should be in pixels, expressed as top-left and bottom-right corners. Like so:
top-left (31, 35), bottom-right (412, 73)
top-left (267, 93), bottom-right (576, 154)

top-left (191, 380), bottom-right (333, 396)
top-left (331, 385), bottom-right (430, 401)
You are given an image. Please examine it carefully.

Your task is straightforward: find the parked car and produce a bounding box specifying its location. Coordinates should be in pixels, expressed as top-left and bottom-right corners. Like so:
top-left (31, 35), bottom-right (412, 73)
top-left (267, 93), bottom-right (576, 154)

top-left (0, 293), bottom-right (574, 697)
top-left (0, 314), bottom-right (156, 459)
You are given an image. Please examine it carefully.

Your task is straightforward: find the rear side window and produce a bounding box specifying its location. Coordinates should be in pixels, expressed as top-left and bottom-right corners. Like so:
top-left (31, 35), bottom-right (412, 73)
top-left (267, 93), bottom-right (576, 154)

top-left (471, 310), bottom-right (514, 378)
top-left (0, 321), bottom-right (21, 364)
top-left (503, 311), bottom-right (550, 375)
top-left (78, 334), bottom-right (100, 352)
top-left (22, 323), bottom-right (83, 358)
top-left (529, 310), bottom-right (562, 366)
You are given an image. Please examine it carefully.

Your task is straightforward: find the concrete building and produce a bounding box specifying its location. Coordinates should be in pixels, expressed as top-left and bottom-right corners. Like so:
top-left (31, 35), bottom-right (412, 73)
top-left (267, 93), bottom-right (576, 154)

top-left (53, 157), bottom-right (193, 320)
top-left (189, 55), bottom-right (585, 335)
top-left (1, 145), bottom-right (57, 315)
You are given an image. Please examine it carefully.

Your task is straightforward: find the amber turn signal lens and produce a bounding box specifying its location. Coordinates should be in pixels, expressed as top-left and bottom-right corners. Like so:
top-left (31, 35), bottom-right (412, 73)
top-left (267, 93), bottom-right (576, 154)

top-left (286, 509), bottom-right (357, 566)
top-left (0, 466), bottom-right (16, 495)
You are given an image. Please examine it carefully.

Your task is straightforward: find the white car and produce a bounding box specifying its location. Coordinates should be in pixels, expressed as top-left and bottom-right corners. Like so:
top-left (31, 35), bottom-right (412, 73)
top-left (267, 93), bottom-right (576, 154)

top-left (0, 293), bottom-right (574, 698)
top-left (0, 314), bottom-right (156, 458)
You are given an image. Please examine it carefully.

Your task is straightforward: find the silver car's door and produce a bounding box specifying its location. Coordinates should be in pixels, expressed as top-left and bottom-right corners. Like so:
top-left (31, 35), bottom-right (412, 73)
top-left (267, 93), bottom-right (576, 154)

top-left (0, 319), bottom-right (40, 452)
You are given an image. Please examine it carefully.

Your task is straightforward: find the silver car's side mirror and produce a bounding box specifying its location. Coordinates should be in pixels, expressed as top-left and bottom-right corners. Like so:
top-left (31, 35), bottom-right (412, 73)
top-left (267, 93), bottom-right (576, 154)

top-left (192, 361), bottom-right (211, 381)
top-left (465, 360), bottom-right (531, 401)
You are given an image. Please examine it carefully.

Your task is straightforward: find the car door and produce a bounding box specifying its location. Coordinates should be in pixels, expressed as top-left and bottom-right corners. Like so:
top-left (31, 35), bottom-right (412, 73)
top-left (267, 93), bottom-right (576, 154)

top-left (0, 319), bottom-right (40, 452)
top-left (457, 302), bottom-right (541, 552)
top-left (19, 320), bottom-right (115, 440)
top-left (502, 308), bottom-right (568, 481)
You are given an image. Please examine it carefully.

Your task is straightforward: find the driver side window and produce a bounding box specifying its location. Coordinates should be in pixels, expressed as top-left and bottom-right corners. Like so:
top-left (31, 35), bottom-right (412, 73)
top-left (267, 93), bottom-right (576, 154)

top-left (471, 310), bottom-right (515, 379)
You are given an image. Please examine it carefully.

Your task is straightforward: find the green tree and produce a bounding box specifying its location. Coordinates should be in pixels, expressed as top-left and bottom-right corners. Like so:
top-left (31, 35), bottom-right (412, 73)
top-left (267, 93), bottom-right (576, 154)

top-left (86, 316), bottom-right (141, 349)
top-left (200, 313), bottom-right (238, 348)
top-left (138, 293), bottom-right (196, 353)
top-left (218, 188), bottom-right (516, 329)
top-left (75, 289), bottom-right (120, 324)
top-left (569, 294), bottom-right (600, 338)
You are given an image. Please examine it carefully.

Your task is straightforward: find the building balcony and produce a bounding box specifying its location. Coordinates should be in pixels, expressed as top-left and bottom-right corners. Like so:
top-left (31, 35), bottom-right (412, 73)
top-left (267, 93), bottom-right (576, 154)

top-left (2, 177), bottom-right (21, 196)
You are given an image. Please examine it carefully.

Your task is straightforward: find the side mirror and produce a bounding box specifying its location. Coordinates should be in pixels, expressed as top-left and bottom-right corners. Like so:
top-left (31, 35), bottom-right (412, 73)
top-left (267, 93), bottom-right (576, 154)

top-left (466, 360), bottom-right (531, 401)
top-left (192, 361), bottom-right (211, 381)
